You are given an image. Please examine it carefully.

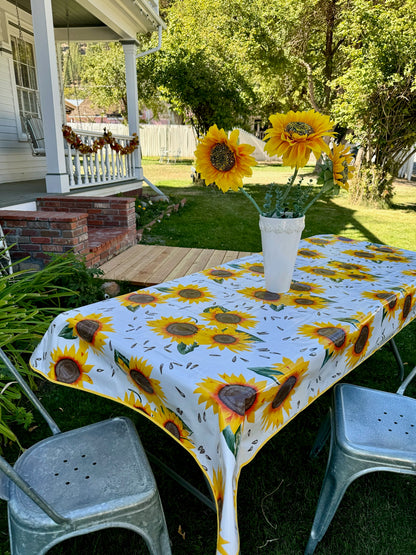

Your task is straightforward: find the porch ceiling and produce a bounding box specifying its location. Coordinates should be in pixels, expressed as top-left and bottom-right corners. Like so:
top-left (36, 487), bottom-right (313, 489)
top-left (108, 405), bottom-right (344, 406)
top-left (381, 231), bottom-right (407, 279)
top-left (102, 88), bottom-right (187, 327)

top-left (15, 0), bottom-right (164, 40)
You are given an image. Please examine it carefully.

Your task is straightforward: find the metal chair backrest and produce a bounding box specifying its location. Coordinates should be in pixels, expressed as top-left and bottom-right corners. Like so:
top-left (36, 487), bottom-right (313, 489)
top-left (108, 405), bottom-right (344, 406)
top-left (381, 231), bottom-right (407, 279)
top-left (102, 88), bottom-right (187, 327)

top-left (24, 117), bottom-right (46, 156)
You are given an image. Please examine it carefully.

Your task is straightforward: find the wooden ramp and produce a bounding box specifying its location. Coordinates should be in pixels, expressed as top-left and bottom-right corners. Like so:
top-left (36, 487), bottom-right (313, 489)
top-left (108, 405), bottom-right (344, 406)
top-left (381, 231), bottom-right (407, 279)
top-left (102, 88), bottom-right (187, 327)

top-left (99, 244), bottom-right (254, 286)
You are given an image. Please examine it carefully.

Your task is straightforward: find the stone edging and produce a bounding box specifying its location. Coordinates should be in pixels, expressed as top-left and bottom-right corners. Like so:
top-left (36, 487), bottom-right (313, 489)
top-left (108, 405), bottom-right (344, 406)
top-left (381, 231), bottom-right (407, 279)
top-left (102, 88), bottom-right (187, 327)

top-left (137, 198), bottom-right (186, 242)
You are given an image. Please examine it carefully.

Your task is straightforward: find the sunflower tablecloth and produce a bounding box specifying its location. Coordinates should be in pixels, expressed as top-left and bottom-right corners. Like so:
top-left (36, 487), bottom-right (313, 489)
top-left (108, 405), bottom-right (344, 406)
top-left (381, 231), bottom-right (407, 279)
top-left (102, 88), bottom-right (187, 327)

top-left (30, 235), bottom-right (416, 555)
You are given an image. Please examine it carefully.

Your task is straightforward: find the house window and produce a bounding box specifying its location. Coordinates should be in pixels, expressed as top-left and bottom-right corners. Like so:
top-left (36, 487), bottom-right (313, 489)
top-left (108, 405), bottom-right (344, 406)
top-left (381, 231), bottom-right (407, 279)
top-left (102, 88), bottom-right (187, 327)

top-left (11, 36), bottom-right (41, 130)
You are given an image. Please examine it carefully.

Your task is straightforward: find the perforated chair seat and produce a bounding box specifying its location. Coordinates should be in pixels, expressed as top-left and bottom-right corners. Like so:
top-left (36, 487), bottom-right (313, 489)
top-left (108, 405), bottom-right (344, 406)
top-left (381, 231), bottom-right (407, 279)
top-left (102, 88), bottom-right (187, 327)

top-left (335, 384), bottom-right (416, 465)
top-left (7, 417), bottom-right (171, 554)
top-left (305, 368), bottom-right (416, 555)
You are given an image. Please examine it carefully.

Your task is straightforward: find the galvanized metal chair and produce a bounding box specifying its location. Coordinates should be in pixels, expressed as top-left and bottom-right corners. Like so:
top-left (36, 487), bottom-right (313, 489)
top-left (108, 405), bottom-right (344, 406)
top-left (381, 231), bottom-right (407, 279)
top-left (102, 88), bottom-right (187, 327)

top-left (0, 348), bottom-right (171, 555)
top-left (305, 364), bottom-right (416, 554)
top-left (24, 117), bottom-right (46, 156)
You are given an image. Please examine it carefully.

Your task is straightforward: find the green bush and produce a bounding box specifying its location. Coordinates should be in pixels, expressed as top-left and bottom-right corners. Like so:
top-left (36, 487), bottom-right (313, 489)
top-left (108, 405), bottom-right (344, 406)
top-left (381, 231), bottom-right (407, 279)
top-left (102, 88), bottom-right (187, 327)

top-left (348, 164), bottom-right (394, 207)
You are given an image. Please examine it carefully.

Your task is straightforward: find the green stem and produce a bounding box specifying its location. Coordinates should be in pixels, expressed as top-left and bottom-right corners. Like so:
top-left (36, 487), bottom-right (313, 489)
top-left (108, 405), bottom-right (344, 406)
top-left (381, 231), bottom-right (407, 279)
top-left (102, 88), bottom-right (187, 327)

top-left (302, 186), bottom-right (325, 215)
top-left (240, 187), bottom-right (263, 216)
top-left (280, 168), bottom-right (298, 205)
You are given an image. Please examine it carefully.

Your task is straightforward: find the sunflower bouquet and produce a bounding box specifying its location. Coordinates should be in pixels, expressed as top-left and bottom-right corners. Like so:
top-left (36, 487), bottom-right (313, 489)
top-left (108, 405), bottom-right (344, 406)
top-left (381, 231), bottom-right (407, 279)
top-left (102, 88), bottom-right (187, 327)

top-left (194, 109), bottom-right (354, 219)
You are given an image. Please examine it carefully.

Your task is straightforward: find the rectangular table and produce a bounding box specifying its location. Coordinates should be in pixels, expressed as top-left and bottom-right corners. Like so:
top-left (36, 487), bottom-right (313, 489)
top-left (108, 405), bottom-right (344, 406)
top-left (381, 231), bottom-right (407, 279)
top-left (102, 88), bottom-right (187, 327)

top-left (30, 235), bottom-right (416, 555)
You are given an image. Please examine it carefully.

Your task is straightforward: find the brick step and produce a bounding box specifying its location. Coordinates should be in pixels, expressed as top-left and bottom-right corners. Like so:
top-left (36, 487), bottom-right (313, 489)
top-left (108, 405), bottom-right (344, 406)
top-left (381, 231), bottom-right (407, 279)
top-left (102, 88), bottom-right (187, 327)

top-left (86, 226), bottom-right (137, 267)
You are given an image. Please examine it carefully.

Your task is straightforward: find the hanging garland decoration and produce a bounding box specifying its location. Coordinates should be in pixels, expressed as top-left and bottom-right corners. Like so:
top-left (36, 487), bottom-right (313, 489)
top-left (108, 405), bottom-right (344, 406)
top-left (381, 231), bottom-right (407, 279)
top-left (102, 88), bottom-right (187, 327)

top-left (62, 125), bottom-right (139, 155)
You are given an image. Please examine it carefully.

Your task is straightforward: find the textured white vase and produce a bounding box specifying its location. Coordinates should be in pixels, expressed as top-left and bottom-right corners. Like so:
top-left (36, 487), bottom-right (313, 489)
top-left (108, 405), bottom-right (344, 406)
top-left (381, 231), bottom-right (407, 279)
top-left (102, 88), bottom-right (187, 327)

top-left (259, 214), bottom-right (305, 294)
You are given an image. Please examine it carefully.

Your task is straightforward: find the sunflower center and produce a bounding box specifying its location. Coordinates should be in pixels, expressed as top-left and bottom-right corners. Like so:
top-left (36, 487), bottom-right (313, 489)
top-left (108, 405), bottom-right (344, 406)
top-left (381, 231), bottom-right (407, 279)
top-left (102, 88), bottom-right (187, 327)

top-left (248, 265), bottom-right (264, 274)
top-left (165, 421), bottom-right (181, 440)
top-left (210, 269), bottom-right (233, 277)
top-left (215, 313), bottom-right (241, 325)
top-left (166, 322), bottom-right (198, 336)
top-left (354, 251), bottom-right (375, 258)
top-left (298, 250), bottom-right (316, 257)
top-left (341, 160), bottom-right (349, 183)
top-left (337, 263), bottom-right (358, 270)
top-left (130, 370), bottom-right (154, 394)
top-left (373, 246), bottom-right (394, 253)
top-left (210, 143), bottom-right (236, 172)
top-left (290, 282), bottom-right (312, 292)
top-left (375, 293), bottom-right (397, 309)
top-left (272, 376), bottom-right (297, 409)
top-left (178, 289), bottom-right (202, 299)
top-left (294, 297), bottom-right (315, 306)
top-left (354, 325), bottom-right (369, 354)
top-left (285, 122), bottom-right (314, 137)
top-left (313, 268), bottom-right (336, 276)
top-left (254, 290), bottom-right (281, 301)
top-left (128, 293), bottom-right (156, 304)
top-left (218, 384), bottom-right (257, 416)
top-left (213, 334), bottom-right (237, 344)
top-left (75, 319), bottom-right (100, 343)
top-left (402, 294), bottom-right (412, 319)
top-left (55, 358), bottom-right (80, 384)
top-left (317, 327), bottom-right (346, 348)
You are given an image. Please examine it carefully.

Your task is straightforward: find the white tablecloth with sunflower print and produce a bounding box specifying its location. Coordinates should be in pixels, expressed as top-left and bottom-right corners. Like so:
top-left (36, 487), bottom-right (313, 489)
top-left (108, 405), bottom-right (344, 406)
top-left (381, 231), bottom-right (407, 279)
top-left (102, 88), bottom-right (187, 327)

top-left (30, 235), bottom-right (416, 555)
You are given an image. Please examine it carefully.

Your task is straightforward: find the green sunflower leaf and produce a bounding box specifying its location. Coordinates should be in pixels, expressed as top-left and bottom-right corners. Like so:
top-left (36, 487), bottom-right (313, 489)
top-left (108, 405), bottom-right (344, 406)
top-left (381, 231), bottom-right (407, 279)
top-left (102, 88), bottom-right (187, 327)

top-left (222, 425), bottom-right (241, 457)
top-left (126, 304), bottom-right (140, 312)
top-left (321, 349), bottom-right (333, 368)
top-left (213, 278), bottom-right (224, 284)
top-left (58, 324), bottom-right (77, 340)
top-left (269, 304), bottom-right (285, 312)
top-left (114, 349), bottom-right (129, 369)
top-left (177, 341), bottom-right (199, 355)
top-left (248, 367), bottom-right (282, 382)
top-left (202, 305), bottom-right (229, 313)
top-left (156, 287), bottom-right (172, 292)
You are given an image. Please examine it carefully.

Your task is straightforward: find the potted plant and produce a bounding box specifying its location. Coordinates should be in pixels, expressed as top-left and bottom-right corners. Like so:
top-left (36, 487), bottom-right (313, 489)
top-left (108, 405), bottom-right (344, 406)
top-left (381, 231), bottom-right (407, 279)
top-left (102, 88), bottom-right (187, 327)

top-left (194, 109), bottom-right (354, 293)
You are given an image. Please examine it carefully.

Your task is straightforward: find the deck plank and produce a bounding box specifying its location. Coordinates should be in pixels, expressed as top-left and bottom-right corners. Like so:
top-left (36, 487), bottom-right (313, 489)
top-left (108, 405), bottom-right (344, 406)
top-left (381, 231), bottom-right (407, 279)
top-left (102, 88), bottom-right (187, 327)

top-left (99, 245), bottom-right (254, 286)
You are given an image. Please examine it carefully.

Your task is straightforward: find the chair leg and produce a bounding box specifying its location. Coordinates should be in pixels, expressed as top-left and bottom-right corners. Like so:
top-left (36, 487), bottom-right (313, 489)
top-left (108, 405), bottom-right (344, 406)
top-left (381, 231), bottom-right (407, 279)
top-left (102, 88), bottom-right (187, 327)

top-left (305, 440), bottom-right (377, 555)
top-left (309, 412), bottom-right (331, 459)
top-left (388, 338), bottom-right (404, 381)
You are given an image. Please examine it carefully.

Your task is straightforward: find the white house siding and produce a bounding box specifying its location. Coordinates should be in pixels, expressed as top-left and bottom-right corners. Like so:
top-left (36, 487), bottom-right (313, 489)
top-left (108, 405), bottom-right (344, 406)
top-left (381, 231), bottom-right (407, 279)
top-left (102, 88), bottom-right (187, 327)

top-left (0, 3), bottom-right (46, 184)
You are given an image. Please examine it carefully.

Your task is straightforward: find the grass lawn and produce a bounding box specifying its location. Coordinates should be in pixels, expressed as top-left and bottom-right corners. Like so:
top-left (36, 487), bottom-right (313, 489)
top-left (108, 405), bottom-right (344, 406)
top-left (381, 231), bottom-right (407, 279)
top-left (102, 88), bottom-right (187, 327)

top-left (1, 159), bottom-right (416, 555)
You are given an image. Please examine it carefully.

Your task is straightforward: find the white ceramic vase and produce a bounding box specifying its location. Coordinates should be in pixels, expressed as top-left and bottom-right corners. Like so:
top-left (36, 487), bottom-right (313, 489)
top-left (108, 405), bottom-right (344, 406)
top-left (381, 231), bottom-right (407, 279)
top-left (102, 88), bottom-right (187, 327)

top-left (259, 214), bottom-right (305, 294)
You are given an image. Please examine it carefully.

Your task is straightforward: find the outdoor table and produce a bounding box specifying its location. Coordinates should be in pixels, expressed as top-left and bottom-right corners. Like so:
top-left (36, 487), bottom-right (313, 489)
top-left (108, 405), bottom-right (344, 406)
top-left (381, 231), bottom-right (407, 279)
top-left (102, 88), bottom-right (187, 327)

top-left (30, 234), bottom-right (416, 555)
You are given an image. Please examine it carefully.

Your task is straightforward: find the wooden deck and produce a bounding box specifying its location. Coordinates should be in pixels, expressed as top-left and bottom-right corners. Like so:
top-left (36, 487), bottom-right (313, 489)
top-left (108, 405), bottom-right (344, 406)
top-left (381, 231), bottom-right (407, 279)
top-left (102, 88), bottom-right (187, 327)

top-left (99, 244), bottom-right (254, 286)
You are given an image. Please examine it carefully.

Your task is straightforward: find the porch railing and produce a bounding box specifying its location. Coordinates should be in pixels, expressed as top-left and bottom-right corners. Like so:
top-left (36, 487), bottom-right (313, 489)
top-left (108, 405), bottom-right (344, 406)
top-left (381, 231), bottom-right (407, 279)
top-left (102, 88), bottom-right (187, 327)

top-left (65, 129), bottom-right (137, 189)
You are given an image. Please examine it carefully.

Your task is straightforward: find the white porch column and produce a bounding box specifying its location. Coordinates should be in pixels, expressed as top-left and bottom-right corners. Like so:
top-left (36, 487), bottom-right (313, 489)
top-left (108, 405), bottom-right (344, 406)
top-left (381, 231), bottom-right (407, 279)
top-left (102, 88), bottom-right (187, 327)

top-left (31, 0), bottom-right (69, 193)
top-left (121, 40), bottom-right (142, 180)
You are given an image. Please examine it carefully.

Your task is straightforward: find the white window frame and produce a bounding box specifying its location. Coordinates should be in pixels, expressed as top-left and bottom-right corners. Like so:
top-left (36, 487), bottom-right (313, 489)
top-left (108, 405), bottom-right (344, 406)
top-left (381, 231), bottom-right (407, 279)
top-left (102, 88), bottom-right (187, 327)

top-left (8, 21), bottom-right (41, 141)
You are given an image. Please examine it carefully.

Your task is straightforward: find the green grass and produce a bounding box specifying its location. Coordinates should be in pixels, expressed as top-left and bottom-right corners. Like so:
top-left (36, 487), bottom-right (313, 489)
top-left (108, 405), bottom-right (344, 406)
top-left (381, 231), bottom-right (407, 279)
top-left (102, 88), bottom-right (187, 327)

top-left (1, 160), bottom-right (416, 554)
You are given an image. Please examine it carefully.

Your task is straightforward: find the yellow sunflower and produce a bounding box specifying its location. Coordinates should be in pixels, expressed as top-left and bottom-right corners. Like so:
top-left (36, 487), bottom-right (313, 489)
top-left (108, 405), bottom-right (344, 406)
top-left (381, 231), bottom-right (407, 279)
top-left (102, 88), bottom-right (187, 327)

top-left (362, 290), bottom-right (399, 319)
top-left (402, 269), bottom-right (416, 277)
top-left (200, 307), bottom-right (257, 330)
top-left (263, 110), bottom-right (335, 168)
top-left (345, 312), bottom-right (374, 368)
top-left (289, 281), bottom-right (325, 295)
top-left (147, 316), bottom-right (204, 345)
top-left (328, 143), bottom-right (354, 190)
top-left (115, 355), bottom-right (166, 406)
top-left (152, 407), bottom-right (194, 450)
top-left (194, 373), bottom-right (267, 433)
top-left (298, 322), bottom-right (350, 356)
top-left (238, 261), bottom-right (265, 275)
top-left (366, 244), bottom-right (402, 255)
top-left (199, 327), bottom-right (254, 353)
top-left (297, 248), bottom-right (325, 259)
top-left (165, 284), bottom-right (214, 304)
top-left (203, 267), bottom-right (244, 280)
top-left (340, 271), bottom-right (376, 282)
top-left (66, 312), bottom-right (114, 353)
top-left (399, 288), bottom-right (415, 323)
top-left (298, 265), bottom-right (344, 279)
top-left (285, 294), bottom-right (329, 310)
top-left (381, 253), bottom-right (410, 264)
top-left (48, 344), bottom-right (94, 388)
top-left (194, 125), bottom-right (256, 192)
top-left (328, 260), bottom-right (370, 273)
top-left (118, 291), bottom-right (165, 310)
top-left (238, 286), bottom-right (287, 304)
top-left (122, 391), bottom-right (153, 416)
top-left (305, 236), bottom-right (337, 246)
top-left (212, 466), bottom-right (225, 520)
top-left (261, 357), bottom-right (309, 431)
top-left (342, 249), bottom-right (382, 262)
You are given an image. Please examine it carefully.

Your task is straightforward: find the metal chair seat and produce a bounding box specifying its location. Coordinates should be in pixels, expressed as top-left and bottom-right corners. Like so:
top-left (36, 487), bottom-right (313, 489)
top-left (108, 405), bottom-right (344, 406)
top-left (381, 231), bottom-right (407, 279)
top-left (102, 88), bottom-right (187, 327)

top-left (0, 349), bottom-right (171, 555)
top-left (305, 365), bottom-right (416, 555)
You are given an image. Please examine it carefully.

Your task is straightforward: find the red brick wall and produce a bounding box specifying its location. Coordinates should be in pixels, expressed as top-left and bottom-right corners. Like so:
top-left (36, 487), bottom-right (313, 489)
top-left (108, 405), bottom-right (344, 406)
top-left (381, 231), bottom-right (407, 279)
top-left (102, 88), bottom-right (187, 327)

top-left (36, 196), bottom-right (136, 229)
top-left (0, 195), bottom-right (138, 270)
top-left (0, 210), bottom-right (89, 270)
